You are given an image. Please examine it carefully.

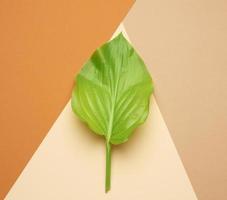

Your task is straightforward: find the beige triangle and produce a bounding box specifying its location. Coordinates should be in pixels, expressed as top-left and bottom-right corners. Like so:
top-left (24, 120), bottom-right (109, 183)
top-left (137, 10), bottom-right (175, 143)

top-left (4, 24), bottom-right (197, 200)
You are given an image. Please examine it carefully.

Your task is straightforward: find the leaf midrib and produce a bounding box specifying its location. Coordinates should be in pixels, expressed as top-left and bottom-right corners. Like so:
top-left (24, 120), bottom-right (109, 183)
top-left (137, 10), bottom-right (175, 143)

top-left (106, 57), bottom-right (123, 142)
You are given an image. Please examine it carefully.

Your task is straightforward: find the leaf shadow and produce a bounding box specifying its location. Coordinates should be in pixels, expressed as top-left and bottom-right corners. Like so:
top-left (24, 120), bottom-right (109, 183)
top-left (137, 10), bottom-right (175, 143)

top-left (70, 109), bottom-right (153, 162)
top-left (112, 121), bottom-right (153, 160)
top-left (70, 113), bottom-right (104, 148)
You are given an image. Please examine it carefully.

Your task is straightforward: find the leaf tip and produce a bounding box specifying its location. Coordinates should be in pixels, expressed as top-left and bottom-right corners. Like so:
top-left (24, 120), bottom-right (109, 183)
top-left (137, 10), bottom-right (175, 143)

top-left (120, 32), bottom-right (125, 37)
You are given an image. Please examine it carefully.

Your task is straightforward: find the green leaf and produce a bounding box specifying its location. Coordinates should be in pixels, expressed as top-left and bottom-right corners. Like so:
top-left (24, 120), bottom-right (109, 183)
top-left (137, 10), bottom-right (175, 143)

top-left (71, 33), bottom-right (153, 192)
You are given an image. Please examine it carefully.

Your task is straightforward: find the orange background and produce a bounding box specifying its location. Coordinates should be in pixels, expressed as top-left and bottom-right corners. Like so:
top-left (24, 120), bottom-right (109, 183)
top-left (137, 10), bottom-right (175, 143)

top-left (0, 1), bottom-right (134, 199)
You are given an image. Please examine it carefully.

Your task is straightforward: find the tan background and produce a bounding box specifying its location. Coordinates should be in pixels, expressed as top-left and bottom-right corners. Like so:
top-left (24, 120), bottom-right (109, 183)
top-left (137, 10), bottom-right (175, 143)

top-left (124, 0), bottom-right (227, 199)
top-left (0, 1), bottom-right (134, 199)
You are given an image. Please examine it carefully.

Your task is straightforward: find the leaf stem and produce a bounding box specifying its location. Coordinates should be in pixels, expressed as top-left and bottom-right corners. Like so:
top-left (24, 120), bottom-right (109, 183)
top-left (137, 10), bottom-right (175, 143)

top-left (105, 141), bottom-right (111, 193)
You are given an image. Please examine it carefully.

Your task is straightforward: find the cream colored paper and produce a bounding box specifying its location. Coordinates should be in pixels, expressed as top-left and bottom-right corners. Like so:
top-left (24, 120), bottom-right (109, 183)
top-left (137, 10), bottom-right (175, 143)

top-left (4, 24), bottom-right (197, 200)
